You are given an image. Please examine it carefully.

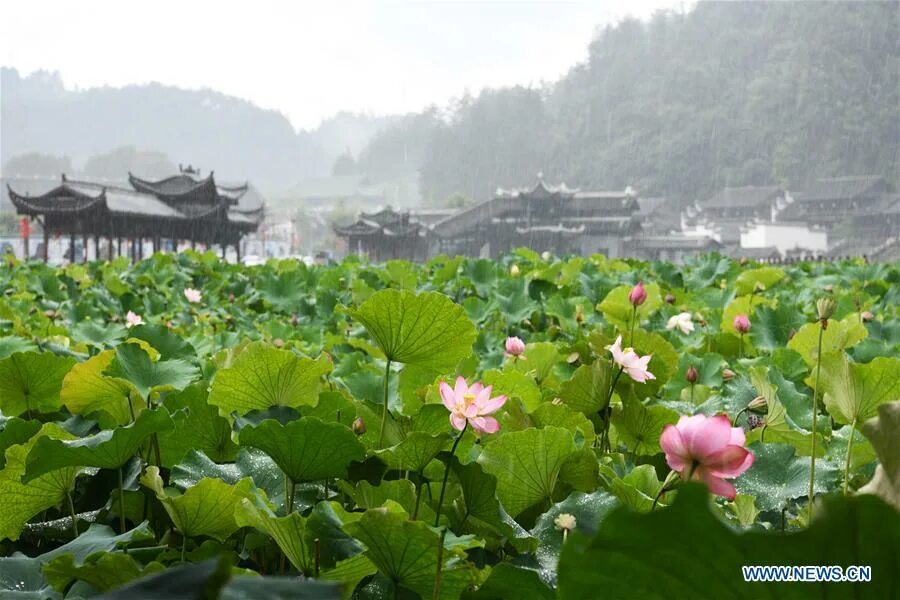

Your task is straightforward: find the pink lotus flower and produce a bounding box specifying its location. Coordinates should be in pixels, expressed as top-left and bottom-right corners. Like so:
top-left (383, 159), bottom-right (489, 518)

top-left (439, 376), bottom-right (507, 434)
top-left (660, 414), bottom-right (754, 500)
top-left (607, 336), bottom-right (655, 383)
top-left (184, 288), bottom-right (202, 303)
top-left (733, 314), bottom-right (751, 334)
top-left (628, 281), bottom-right (647, 306)
top-left (505, 336), bottom-right (526, 357)
top-left (125, 311), bottom-right (144, 328)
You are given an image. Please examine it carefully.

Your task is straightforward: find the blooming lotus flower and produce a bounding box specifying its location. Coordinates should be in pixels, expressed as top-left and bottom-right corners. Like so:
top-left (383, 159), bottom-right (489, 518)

top-left (125, 311), bottom-right (144, 328)
top-left (660, 414), bottom-right (754, 500)
top-left (628, 281), bottom-right (647, 306)
top-left (666, 312), bottom-right (694, 334)
top-left (184, 288), bottom-right (202, 303)
top-left (608, 336), bottom-right (655, 383)
top-left (439, 376), bottom-right (507, 434)
top-left (733, 314), bottom-right (751, 334)
top-left (505, 336), bottom-right (526, 357)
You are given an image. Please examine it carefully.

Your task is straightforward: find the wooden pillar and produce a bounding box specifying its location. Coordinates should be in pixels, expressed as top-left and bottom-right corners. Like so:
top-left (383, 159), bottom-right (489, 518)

top-left (93, 236), bottom-right (99, 261)
top-left (221, 244), bottom-right (226, 259)
top-left (69, 232), bottom-right (76, 264)
top-left (236, 241), bottom-right (241, 263)
top-left (42, 226), bottom-right (49, 263)
top-left (81, 235), bottom-right (88, 263)
top-left (117, 237), bottom-right (122, 258)
top-left (138, 238), bottom-right (144, 261)
top-left (23, 219), bottom-right (30, 260)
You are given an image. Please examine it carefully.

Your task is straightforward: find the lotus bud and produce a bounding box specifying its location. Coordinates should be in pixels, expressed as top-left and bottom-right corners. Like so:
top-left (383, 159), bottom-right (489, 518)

top-left (290, 313), bottom-right (300, 326)
top-left (665, 292), bottom-right (676, 305)
top-left (748, 395), bottom-right (768, 413)
top-left (228, 292), bottom-right (235, 303)
top-left (352, 417), bottom-right (366, 436)
top-left (510, 264), bottom-right (520, 277)
top-left (273, 338), bottom-right (285, 348)
top-left (739, 257), bottom-right (749, 266)
top-left (824, 284), bottom-right (834, 293)
top-left (733, 314), bottom-right (751, 334)
top-left (788, 328), bottom-right (796, 341)
top-left (861, 310), bottom-right (874, 322)
top-left (44, 309), bottom-right (56, 319)
top-left (541, 251), bottom-right (552, 261)
top-left (816, 297), bottom-right (836, 322)
top-left (686, 365), bottom-right (699, 384)
top-left (722, 368), bottom-right (736, 381)
top-left (575, 304), bottom-right (585, 324)
top-left (505, 336), bottom-right (526, 357)
top-left (754, 281), bottom-right (766, 292)
top-left (628, 281), bottom-right (647, 306)
top-left (566, 352), bottom-right (580, 364)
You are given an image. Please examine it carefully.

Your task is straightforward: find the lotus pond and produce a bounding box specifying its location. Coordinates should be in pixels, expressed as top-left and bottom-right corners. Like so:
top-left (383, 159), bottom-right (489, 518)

top-left (0, 251), bottom-right (898, 599)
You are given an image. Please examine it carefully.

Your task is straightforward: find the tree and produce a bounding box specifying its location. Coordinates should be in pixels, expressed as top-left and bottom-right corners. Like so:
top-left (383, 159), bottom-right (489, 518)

top-left (3, 153), bottom-right (72, 177)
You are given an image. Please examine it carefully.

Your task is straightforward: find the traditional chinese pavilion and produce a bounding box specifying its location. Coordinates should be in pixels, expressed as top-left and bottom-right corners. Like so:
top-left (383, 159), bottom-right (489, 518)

top-left (7, 167), bottom-right (264, 262)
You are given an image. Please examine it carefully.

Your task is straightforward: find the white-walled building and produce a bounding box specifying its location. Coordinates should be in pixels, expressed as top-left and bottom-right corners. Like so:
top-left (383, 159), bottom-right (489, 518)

top-left (740, 222), bottom-right (827, 255)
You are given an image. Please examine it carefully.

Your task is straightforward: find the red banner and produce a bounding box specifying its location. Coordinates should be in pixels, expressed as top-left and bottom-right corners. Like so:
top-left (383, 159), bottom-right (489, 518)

top-left (19, 217), bottom-right (32, 240)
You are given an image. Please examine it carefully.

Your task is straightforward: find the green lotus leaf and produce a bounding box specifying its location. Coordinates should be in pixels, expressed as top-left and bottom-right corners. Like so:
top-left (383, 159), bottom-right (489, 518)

top-left (745, 367), bottom-right (821, 455)
top-left (817, 354), bottom-right (900, 426)
top-left (510, 341), bottom-right (561, 385)
top-left (482, 369), bottom-right (543, 412)
top-left (0, 351), bottom-right (76, 417)
top-left (559, 360), bottom-right (613, 414)
top-left (377, 431), bottom-right (451, 472)
top-left (238, 417), bottom-right (366, 483)
top-left (69, 321), bottom-right (128, 349)
top-left (611, 398), bottom-right (678, 456)
top-left (477, 427), bottom-right (577, 517)
top-left (43, 551), bottom-right (164, 593)
top-left (558, 484), bottom-right (900, 598)
top-left (0, 336), bottom-right (38, 360)
top-left (320, 554), bottom-right (378, 600)
top-left (235, 494), bottom-right (320, 575)
top-left (0, 416), bottom-right (41, 469)
top-left (351, 289), bottom-right (476, 369)
top-left (61, 349), bottom-right (143, 426)
top-left (530, 403), bottom-right (595, 443)
top-left (734, 266), bottom-right (785, 295)
top-left (788, 316), bottom-right (868, 366)
top-left (23, 408), bottom-right (176, 482)
top-left (748, 304), bottom-right (806, 351)
top-left (734, 442), bottom-right (840, 512)
top-left (141, 466), bottom-right (256, 541)
top-left (474, 563), bottom-right (554, 600)
top-left (208, 342), bottom-right (332, 416)
top-left (125, 323), bottom-right (197, 360)
top-left (106, 342), bottom-right (198, 400)
top-left (220, 575), bottom-right (342, 600)
top-left (529, 490), bottom-right (618, 586)
top-left (158, 383), bottom-right (238, 468)
top-left (343, 505), bottom-right (475, 600)
top-left (859, 401), bottom-right (900, 510)
top-left (605, 464), bottom-right (667, 512)
top-left (598, 282), bottom-right (663, 330)
top-left (0, 422), bottom-right (81, 541)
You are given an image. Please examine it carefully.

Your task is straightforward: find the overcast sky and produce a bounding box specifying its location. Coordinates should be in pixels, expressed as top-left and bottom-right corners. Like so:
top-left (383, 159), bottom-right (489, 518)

top-left (1, 0), bottom-right (688, 131)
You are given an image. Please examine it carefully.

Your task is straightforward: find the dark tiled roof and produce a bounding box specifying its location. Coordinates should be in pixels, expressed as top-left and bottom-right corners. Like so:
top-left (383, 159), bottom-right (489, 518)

top-left (702, 186), bottom-right (783, 209)
top-left (797, 176), bottom-right (887, 202)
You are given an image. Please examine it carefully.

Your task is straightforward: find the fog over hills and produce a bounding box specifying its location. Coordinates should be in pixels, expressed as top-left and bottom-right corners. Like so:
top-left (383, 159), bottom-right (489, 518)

top-left (1, 67), bottom-right (394, 192)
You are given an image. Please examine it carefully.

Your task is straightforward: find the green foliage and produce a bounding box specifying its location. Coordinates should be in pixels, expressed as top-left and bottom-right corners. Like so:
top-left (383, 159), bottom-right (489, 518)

top-left (0, 251), bottom-right (897, 597)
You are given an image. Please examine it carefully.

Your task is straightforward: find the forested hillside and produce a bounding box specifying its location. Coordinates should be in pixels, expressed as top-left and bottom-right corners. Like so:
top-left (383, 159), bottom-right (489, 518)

top-left (0, 68), bottom-right (392, 191)
top-left (367, 1), bottom-right (898, 204)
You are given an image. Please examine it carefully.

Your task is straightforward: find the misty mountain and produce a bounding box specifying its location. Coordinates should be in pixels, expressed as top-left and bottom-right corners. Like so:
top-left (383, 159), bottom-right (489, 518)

top-left (384, 1), bottom-right (898, 205)
top-left (0, 67), bottom-right (394, 192)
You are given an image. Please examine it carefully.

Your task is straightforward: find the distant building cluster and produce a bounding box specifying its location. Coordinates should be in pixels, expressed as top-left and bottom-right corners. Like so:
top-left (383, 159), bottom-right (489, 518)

top-left (334, 174), bottom-right (899, 262)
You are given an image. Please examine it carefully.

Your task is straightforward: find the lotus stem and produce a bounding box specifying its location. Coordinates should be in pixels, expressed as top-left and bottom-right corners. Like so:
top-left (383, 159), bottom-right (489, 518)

top-left (67, 491), bottom-right (79, 538)
top-left (808, 323), bottom-right (824, 522)
top-left (117, 466), bottom-right (126, 533)
top-left (843, 419), bottom-right (856, 495)
top-left (379, 359), bottom-right (392, 448)
top-left (432, 528), bottom-right (447, 600)
top-left (629, 304), bottom-right (637, 347)
top-left (181, 534), bottom-right (187, 563)
top-left (314, 538), bottom-right (321, 577)
top-left (739, 333), bottom-right (744, 359)
top-left (434, 422), bottom-right (467, 528)
top-left (413, 471), bottom-right (424, 520)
